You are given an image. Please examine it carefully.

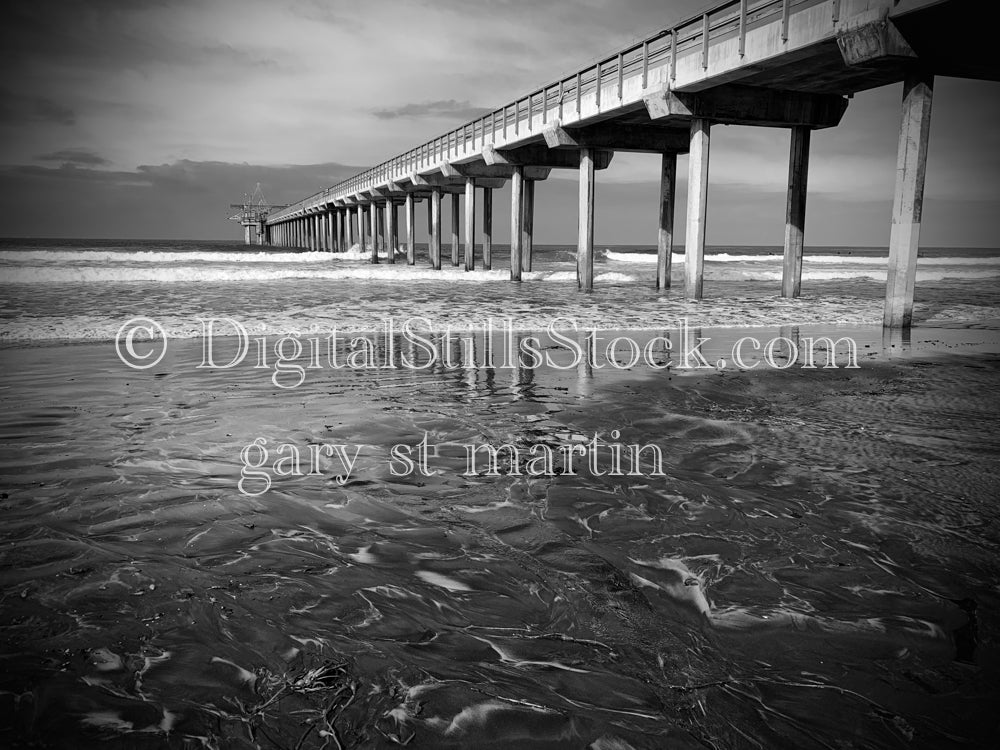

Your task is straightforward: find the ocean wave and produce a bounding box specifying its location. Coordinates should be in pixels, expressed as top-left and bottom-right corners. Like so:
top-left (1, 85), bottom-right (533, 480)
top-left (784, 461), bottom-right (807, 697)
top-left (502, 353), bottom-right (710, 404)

top-left (4, 263), bottom-right (997, 285)
top-left (603, 250), bottom-right (1000, 266)
top-left (0, 249), bottom-right (343, 265)
top-left (5, 300), bottom-right (999, 343)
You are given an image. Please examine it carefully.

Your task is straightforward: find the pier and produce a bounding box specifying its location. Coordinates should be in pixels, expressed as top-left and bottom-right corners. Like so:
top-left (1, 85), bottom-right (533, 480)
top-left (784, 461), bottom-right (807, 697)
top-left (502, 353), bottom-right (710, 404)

top-left (259, 0), bottom-right (998, 328)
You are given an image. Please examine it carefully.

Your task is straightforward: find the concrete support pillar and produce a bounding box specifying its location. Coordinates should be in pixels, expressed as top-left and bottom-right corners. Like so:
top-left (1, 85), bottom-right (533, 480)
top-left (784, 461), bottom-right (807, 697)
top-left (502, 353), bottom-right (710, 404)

top-left (405, 194), bottom-right (415, 265)
top-left (430, 188), bottom-right (442, 270)
top-left (464, 177), bottom-right (476, 271)
top-left (369, 204), bottom-right (379, 263)
top-left (782, 126), bottom-right (811, 297)
top-left (337, 209), bottom-right (345, 253)
top-left (577, 149), bottom-right (595, 291)
top-left (482, 188), bottom-right (493, 270)
top-left (312, 215), bottom-right (319, 251)
top-left (386, 201), bottom-right (397, 265)
top-left (451, 193), bottom-right (460, 266)
top-left (657, 152), bottom-right (677, 289)
top-left (348, 208), bottom-right (356, 249)
top-left (380, 205), bottom-right (387, 254)
top-left (244, 224), bottom-right (252, 245)
top-left (685, 119), bottom-right (711, 298)
top-left (510, 166), bottom-right (524, 282)
top-left (884, 71), bottom-right (934, 329)
top-left (358, 204), bottom-right (368, 253)
top-left (522, 179), bottom-right (535, 272)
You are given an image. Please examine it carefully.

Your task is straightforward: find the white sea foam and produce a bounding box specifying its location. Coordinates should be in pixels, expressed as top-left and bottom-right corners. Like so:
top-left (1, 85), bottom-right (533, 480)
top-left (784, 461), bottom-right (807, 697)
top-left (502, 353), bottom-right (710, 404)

top-left (603, 249), bottom-right (1000, 266)
top-left (6, 263), bottom-right (995, 285)
top-left (0, 249), bottom-right (339, 265)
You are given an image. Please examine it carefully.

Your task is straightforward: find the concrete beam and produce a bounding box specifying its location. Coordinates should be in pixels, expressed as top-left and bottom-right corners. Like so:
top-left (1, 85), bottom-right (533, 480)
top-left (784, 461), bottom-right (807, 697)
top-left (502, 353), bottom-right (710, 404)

top-left (543, 121), bottom-right (690, 153)
top-left (837, 14), bottom-right (916, 67)
top-left (644, 84), bottom-right (848, 129)
top-left (484, 144), bottom-right (614, 170)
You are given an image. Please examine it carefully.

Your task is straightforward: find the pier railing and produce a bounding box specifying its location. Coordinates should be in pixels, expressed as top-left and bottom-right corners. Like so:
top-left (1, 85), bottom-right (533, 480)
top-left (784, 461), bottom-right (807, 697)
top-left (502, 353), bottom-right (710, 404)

top-left (267, 0), bottom-right (849, 222)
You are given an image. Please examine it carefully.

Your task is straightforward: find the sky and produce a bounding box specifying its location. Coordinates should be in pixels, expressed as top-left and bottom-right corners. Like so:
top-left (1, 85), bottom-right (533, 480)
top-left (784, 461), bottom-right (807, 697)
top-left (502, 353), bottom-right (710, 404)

top-left (1, 0), bottom-right (998, 247)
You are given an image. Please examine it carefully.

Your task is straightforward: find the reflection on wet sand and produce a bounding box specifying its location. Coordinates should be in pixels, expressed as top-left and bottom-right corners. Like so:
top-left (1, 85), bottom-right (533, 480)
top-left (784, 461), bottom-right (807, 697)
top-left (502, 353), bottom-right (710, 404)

top-left (1, 327), bottom-right (998, 748)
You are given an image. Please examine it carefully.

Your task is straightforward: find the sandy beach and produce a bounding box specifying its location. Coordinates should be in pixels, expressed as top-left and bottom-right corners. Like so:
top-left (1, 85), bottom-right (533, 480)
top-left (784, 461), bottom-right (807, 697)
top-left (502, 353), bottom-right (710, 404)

top-left (2, 320), bottom-right (998, 747)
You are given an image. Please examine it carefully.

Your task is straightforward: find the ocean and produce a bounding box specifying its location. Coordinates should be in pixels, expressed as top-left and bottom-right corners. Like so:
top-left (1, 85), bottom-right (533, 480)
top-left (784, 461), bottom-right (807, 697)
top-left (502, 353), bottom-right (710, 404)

top-left (1, 239), bottom-right (999, 748)
top-left (2, 240), bottom-right (1000, 340)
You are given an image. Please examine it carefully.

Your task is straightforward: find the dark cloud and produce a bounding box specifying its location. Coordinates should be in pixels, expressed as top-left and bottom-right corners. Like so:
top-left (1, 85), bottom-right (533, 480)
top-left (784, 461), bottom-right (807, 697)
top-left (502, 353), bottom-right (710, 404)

top-left (0, 88), bottom-right (75, 126)
top-left (34, 148), bottom-right (110, 166)
top-left (373, 99), bottom-right (492, 121)
top-left (0, 158), bottom-right (365, 239)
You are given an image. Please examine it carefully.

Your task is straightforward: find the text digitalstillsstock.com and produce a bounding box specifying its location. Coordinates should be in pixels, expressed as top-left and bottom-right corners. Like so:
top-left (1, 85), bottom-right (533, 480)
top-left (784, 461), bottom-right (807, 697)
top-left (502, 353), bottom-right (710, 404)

top-left (238, 431), bottom-right (664, 496)
top-left (116, 316), bottom-right (860, 385)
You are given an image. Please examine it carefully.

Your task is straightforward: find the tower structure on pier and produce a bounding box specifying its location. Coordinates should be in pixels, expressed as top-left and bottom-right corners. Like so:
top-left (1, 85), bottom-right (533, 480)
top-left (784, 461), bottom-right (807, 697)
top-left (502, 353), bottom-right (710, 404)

top-left (229, 183), bottom-right (286, 245)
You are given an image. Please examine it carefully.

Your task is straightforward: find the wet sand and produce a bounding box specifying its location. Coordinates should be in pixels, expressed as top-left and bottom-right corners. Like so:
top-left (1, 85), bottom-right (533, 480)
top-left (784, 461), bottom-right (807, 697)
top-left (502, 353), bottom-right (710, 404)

top-left (1, 324), bottom-right (999, 748)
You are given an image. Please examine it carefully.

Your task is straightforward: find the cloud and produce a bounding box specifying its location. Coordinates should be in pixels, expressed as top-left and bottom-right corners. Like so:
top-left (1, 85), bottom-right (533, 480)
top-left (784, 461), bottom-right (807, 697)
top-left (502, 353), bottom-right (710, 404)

top-left (0, 88), bottom-right (75, 126)
top-left (34, 148), bottom-right (110, 166)
top-left (373, 99), bottom-right (492, 121)
top-left (0, 158), bottom-right (365, 239)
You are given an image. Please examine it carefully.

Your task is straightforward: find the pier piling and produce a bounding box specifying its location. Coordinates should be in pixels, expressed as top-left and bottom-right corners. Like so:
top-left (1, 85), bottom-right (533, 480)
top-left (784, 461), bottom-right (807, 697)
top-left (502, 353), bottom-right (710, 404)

top-left (577, 149), bottom-right (595, 291)
top-left (464, 177), bottom-right (476, 271)
top-left (522, 179), bottom-right (535, 273)
top-left (782, 126), bottom-right (810, 298)
top-left (431, 188), bottom-right (442, 270)
top-left (386, 201), bottom-right (397, 264)
top-left (405, 194), bottom-right (415, 265)
top-left (510, 166), bottom-right (524, 281)
top-left (884, 71), bottom-right (934, 328)
top-left (657, 153), bottom-right (677, 290)
top-left (483, 187), bottom-right (493, 270)
top-left (685, 119), bottom-right (710, 299)
top-left (451, 194), bottom-right (460, 266)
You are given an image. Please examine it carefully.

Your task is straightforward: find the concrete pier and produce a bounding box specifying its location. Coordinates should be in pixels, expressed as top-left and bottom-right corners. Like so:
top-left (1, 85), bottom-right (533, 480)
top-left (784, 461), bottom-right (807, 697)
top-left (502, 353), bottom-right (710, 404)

top-left (464, 178), bottom-right (476, 271)
top-left (782, 126), bottom-right (810, 298)
top-left (451, 194), bottom-right (460, 267)
top-left (510, 166), bottom-right (524, 282)
top-left (405, 194), bottom-right (415, 265)
top-left (358, 206), bottom-right (368, 260)
top-left (684, 119), bottom-right (710, 299)
top-left (386, 201), bottom-right (397, 264)
top-left (430, 187), bottom-right (442, 270)
top-left (521, 180), bottom-right (534, 273)
top-left (482, 187), bottom-right (493, 270)
top-left (885, 71), bottom-right (934, 329)
top-left (657, 153), bottom-right (676, 290)
top-left (262, 0), bottom-right (997, 328)
top-left (577, 149), bottom-right (595, 291)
